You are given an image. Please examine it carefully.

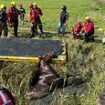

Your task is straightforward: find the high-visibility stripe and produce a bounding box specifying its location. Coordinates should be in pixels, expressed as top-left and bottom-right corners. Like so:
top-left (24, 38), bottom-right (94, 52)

top-left (0, 91), bottom-right (12, 105)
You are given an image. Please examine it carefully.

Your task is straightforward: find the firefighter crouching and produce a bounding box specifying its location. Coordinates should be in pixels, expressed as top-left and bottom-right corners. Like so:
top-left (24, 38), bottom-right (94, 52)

top-left (82, 17), bottom-right (95, 42)
top-left (33, 3), bottom-right (43, 37)
top-left (0, 4), bottom-right (8, 37)
top-left (28, 3), bottom-right (39, 38)
top-left (72, 21), bottom-right (83, 39)
top-left (7, 2), bottom-right (20, 37)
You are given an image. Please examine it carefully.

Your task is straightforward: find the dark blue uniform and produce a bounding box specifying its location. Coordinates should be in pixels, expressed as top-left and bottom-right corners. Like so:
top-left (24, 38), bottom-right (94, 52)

top-left (0, 8), bottom-right (8, 37)
top-left (58, 6), bottom-right (68, 35)
top-left (19, 7), bottom-right (26, 25)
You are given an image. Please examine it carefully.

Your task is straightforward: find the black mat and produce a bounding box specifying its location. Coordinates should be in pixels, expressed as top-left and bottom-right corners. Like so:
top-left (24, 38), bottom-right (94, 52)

top-left (0, 38), bottom-right (63, 57)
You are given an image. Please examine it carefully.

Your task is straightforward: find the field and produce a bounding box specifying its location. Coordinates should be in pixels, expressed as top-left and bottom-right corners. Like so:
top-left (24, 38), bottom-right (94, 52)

top-left (0, 0), bottom-right (105, 105)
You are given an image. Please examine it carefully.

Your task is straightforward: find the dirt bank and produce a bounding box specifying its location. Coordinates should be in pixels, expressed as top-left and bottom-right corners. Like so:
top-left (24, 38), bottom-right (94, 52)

top-left (96, 0), bottom-right (105, 3)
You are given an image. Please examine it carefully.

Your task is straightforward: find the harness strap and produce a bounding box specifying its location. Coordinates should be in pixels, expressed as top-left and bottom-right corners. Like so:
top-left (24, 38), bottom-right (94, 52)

top-left (0, 90), bottom-right (12, 105)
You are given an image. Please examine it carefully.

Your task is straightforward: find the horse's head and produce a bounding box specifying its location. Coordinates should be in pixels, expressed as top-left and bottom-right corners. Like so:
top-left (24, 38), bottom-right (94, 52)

top-left (39, 52), bottom-right (53, 63)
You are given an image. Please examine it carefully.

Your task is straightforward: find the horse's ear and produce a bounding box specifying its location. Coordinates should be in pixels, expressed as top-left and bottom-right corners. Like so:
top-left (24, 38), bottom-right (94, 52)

top-left (39, 56), bottom-right (43, 60)
top-left (44, 53), bottom-right (53, 63)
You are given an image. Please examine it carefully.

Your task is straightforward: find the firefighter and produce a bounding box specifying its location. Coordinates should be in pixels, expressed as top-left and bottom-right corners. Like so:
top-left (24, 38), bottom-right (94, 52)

top-left (58, 5), bottom-right (69, 36)
top-left (0, 4), bottom-right (8, 37)
top-left (33, 3), bottom-right (43, 37)
top-left (28, 3), bottom-right (38, 38)
top-left (19, 4), bottom-right (26, 25)
top-left (0, 87), bottom-right (16, 105)
top-left (82, 16), bottom-right (95, 42)
top-left (7, 2), bottom-right (20, 37)
top-left (72, 21), bottom-right (83, 39)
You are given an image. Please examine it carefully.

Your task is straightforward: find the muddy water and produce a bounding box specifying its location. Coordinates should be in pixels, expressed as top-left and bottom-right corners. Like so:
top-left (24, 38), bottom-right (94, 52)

top-left (30, 83), bottom-right (87, 105)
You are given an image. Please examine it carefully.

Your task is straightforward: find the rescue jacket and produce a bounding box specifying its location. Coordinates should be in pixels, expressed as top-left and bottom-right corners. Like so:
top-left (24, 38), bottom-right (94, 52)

top-left (7, 7), bottom-right (20, 21)
top-left (83, 21), bottom-right (94, 34)
top-left (0, 88), bottom-right (15, 105)
top-left (73, 22), bottom-right (82, 35)
top-left (34, 7), bottom-right (43, 16)
top-left (29, 8), bottom-right (38, 24)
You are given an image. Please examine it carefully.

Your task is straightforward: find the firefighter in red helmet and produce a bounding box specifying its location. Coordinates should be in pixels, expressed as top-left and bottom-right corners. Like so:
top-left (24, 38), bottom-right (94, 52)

top-left (28, 3), bottom-right (38, 38)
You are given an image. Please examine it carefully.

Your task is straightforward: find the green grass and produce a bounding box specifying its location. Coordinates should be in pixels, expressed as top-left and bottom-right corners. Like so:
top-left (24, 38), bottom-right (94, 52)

top-left (0, 0), bottom-right (105, 105)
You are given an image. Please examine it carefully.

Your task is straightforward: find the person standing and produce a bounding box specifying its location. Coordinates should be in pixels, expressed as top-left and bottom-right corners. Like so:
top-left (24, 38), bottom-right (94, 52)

top-left (33, 3), bottom-right (43, 37)
top-left (28, 3), bottom-right (38, 38)
top-left (7, 2), bottom-right (20, 37)
top-left (19, 4), bottom-right (26, 25)
top-left (58, 5), bottom-right (69, 36)
top-left (0, 4), bottom-right (8, 37)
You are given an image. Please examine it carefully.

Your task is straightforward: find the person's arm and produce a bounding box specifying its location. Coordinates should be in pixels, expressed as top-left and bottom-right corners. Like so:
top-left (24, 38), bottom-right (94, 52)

top-left (24, 8), bottom-right (26, 14)
top-left (85, 23), bottom-right (94, 33)
top-left (66, 12), bottom-right (69, 20)
top-left (38, 8), bottom-right (43, 16)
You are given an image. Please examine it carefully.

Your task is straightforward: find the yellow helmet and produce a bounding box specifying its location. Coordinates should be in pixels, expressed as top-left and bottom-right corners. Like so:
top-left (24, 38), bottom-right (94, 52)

top-left (33, 2), bottom-right (37, 6)
top-left (11, 2), bottom-right (16, 6)
top-left (0, 4), bottom-right (5, 9)
top-left (85, 16), bottom-right (90, 20)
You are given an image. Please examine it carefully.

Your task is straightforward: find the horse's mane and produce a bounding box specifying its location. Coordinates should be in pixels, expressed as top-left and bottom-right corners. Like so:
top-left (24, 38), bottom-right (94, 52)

top-left (29, 53), bottom-right (59, 87)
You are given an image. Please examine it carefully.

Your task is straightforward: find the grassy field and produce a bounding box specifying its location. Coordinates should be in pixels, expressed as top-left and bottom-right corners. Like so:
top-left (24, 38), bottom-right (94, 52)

top-left (0, 0), bottom-right (105, 105)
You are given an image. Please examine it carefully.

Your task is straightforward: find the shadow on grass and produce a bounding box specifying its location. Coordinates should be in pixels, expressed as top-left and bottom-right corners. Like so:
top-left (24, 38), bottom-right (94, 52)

top-left (94, 39), bottom-right (102, 44)
top-left (43, 31), bottom-right (71, 38)
top-left (43, 31), bottom-right (57, 38)
top-left (18, 32), bottom-right (31, 38)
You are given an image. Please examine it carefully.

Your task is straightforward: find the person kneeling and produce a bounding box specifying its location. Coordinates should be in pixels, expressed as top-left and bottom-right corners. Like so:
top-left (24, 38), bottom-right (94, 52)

top-left (82, 17), bottom-right (95, 42)
top-left (72, 21), bottom-right (83, 39)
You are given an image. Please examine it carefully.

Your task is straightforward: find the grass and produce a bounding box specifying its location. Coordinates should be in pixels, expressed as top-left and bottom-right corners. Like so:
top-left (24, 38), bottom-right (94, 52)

top-left (0, 0), bottom-right (105, 105)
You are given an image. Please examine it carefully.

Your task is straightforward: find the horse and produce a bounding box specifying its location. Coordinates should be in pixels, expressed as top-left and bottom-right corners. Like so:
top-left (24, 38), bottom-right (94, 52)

top-left (97, 91), bottom-right (105, 105)
top-left (26, 53), bottom-right (63, 100)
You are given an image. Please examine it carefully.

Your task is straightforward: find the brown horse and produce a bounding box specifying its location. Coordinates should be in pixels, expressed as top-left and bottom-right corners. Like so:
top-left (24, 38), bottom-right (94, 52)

top-left (26, 53), bottom-right (63, 100)
top-left (97, 92), bottom-right (105, 105)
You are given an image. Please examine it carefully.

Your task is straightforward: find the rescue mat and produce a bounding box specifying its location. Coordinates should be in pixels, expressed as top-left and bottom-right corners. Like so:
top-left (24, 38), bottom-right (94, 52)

top-left (0, 38), bottom-right (67, 62)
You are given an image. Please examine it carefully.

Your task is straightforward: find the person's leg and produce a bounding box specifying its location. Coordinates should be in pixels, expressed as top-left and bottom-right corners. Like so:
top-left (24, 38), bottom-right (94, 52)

top-left (84, 33), bottom-right (89, 42)
top-left (0, 21), bottom-right (3, 37)
top-left (34, 23), bottom-right (38, 36)
top-left (58, 22), bottom-right (62, 35)
top-left (13, 19), bottom-right (18, 37)
top-left (89, 33), bottom-right (95, 42)
top-left (38, 17), bottom-right (43, 34)
top-left (62, 23), bottom-right (66, 35)
top-left (30, 24), bottom-right (35, 38)
top-left (3, 22), bottom-right (8, 37)
top-left (21, 14), bottom-right (25, 25)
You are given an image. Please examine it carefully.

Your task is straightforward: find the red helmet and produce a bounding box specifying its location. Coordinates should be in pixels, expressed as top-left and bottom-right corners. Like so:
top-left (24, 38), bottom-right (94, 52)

top-left (29, 3), bottom-right (33, 8)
